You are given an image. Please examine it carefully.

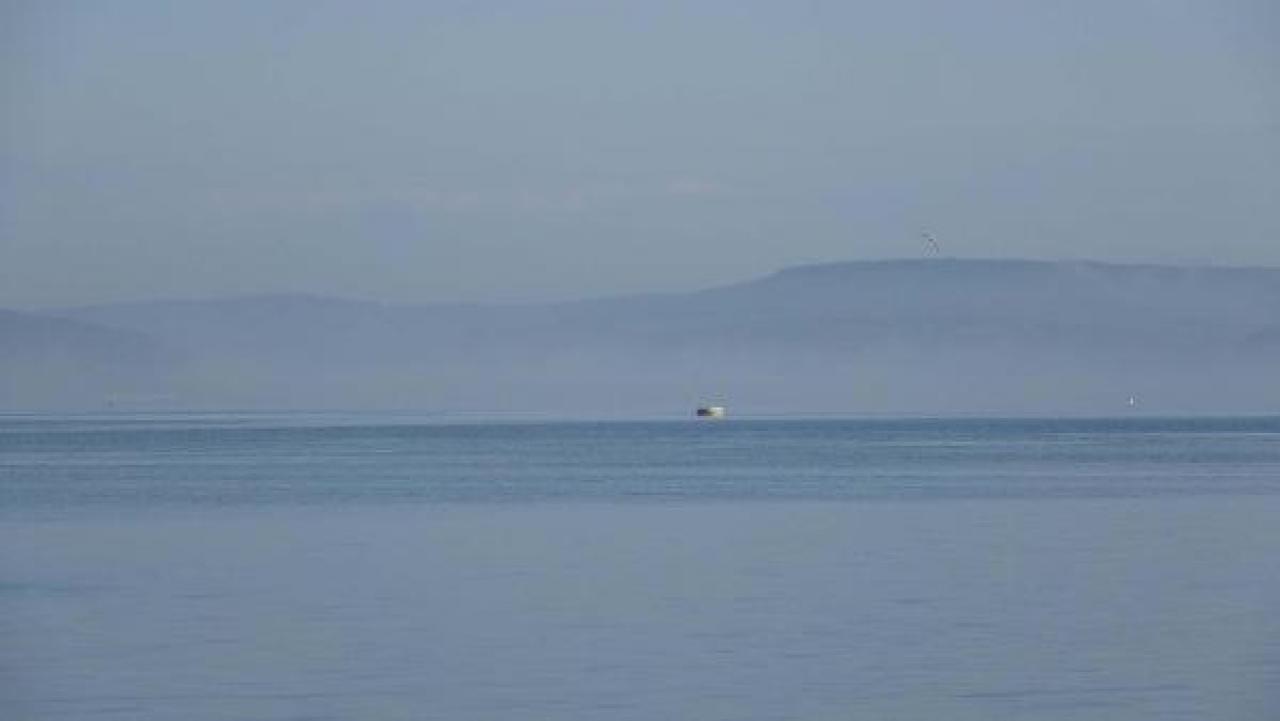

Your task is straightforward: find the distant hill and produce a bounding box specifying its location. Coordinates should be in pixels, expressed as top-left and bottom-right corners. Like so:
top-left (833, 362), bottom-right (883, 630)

top-left (16, 259), bottom-right (1280, 413)
top-left (0, 309), bottom-right (174, 408)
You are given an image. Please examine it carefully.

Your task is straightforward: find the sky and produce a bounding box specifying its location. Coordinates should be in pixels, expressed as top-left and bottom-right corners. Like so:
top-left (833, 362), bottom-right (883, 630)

top-left (2, 0), bottom-right (1278, 307)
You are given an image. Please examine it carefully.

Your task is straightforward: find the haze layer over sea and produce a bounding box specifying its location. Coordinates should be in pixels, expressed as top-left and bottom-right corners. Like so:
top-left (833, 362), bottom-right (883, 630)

top-left (3, 414), bottom-right (1278, 720)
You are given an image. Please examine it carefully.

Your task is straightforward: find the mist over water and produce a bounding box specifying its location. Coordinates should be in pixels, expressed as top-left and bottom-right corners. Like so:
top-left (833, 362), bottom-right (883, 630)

top-left (5, 259), bottom-right (1280, 414)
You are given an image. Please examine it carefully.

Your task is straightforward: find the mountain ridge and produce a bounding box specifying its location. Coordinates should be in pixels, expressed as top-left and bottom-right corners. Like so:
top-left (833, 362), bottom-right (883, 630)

top-left (5, 258), bottom-right (1279, 413)
top-left (36, 258), bottom-right (1280, 313)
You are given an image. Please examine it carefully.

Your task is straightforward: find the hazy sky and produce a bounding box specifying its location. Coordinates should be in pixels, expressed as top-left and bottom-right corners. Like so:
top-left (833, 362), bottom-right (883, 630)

top-left (3, 0), bottom-right (1277, 307)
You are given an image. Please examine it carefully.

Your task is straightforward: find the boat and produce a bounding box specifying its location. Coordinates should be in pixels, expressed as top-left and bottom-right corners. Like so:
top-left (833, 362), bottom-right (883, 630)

top-left (695, 405), bottom-right (726, 418)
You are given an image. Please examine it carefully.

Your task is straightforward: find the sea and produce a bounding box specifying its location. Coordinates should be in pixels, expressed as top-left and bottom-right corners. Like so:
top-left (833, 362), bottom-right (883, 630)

top-left (2, 414), bottom-right (1278, 720)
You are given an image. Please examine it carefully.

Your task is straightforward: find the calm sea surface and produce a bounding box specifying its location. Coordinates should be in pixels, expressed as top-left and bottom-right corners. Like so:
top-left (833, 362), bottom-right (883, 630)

top-left (2, 415), bottom-right (1279, 720)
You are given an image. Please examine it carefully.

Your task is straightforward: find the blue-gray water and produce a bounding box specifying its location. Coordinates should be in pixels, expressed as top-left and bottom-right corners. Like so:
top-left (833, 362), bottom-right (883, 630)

top-left (3, 415), bottom-right (1279, 720)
